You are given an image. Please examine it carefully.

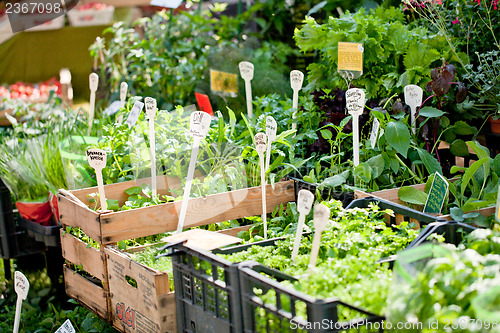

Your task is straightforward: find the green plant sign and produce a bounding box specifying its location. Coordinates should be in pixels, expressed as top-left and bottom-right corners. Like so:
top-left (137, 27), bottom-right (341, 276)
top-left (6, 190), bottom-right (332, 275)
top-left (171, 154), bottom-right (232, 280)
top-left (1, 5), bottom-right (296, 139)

top-left (424, 172), bottom-right (449, 214)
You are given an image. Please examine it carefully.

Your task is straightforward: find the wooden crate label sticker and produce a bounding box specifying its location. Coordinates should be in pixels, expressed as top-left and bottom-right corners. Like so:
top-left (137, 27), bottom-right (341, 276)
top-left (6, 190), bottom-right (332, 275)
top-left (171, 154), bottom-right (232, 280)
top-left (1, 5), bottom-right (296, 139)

top-left (338, 42), bottom-right (363, 72)
top-left (424, 172), bottom-right (449, 214)
top-left (210, 69), bottom-right (238, 94)
top-left (116, 302), bottom-right (136, 330)
top-left (55, 319), bottom-right (75, 333)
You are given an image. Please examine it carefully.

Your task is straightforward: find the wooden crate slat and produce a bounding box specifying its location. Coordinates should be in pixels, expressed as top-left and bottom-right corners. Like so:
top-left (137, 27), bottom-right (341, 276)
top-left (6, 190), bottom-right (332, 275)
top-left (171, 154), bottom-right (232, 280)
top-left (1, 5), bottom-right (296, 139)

top-left (99, 180), bottom-right (295, 244)
top-left (64, 265), bottom-right (109, 321)
top-left (59, 195), bottom-right (102, 241)
top-left (61, 231), bottom-right (106, 280)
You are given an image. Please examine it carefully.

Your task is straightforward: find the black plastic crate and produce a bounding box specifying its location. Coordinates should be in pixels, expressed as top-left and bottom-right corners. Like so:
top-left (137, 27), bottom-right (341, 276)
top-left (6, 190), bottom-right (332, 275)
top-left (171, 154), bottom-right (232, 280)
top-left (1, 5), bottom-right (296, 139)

top-left (237, 197), bottom-right (445, 333)
top-left (407, 220), bottom-right (476, 248)
top-left (239, 262), bottom-right (384, 333)
top-left (346, 197), bottom-right (446, 229)
top-left (17, 216), bottom-right (61, 247)
top-left (167, 238), bottom-right (281, 333)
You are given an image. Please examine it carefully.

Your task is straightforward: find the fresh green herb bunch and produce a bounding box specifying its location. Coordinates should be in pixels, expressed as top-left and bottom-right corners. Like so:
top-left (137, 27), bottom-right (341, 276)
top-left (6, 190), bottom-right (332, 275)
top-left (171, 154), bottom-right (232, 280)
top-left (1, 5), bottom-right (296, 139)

top-left (295, 6), bottom-right (450, 99)
top-left (223, 201), bottom-right (420, 316)
top-left (388, 228), bottom-right (500, 332)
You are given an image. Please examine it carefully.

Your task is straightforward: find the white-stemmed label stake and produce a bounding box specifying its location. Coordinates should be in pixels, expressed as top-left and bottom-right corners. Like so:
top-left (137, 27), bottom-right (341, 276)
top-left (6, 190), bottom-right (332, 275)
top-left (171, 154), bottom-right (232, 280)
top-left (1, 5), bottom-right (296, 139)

top-left (125, 101), bottom-right (145, 129)
top-left (404, 84), bottom-right (423, 135)
top-left (290, 70), bottom-right (304, 131)
top-left (86, 148), bottom-right (107, 211)
top-left (255, 132), bottom-right (268, 239)
top-left (346, 88), bottom-right (365, 167)
top-left (87, 73), bottom-right (98, 136)
top-left (176, 111), bottom-right (212, 234)
top-left (265, 116), bottom-right (277, 173)
top-left (239, 61), bottom-right (254, 118)
top-left (145, 97), bottom-right (157, 196)
top-left (291, 189), bottom-right (314, 261)
top-left (117, 81), bottom-right (128, 123)
top-left (308, 204), bottom-right (330, 274)
top-left (13, 271), bottom-right (29, 333)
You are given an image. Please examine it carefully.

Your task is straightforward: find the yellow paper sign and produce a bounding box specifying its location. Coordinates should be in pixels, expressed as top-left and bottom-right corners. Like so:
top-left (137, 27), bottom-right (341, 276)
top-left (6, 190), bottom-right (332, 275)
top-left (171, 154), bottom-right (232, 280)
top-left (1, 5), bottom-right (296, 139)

top-left (338, 42), bottom-right (363, 72)
top-left (210, 69), bottom-right (238, 94)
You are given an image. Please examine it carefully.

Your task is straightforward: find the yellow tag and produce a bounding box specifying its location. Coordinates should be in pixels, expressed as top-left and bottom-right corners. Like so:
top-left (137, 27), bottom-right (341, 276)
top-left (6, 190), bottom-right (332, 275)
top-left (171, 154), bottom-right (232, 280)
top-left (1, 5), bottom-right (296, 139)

top-left (338, 42), bottom-right (363, 72)
top-left (210, 69), bottom-right (238, 94)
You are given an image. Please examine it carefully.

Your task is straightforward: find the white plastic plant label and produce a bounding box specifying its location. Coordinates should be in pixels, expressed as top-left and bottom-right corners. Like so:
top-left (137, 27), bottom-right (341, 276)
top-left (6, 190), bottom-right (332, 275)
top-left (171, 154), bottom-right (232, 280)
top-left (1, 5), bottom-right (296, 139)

top-left (370, 117), bottom-right (380, 149)
top-left (125, 101), bottom-right (145, 129)
top-left (145, 97), bottom-right (157, 119)
top-left (255, 132), bottom-right (267, 155)
top-left (120, 82), bottom-right (128, 105)
top-left (239, 61), bottom-right (254, 81)
top-left (308, 204), bottom-right (330, 273)
top-left (14, 271), bottom-right (29, 300)
top-left (104, 101), bottom-right (121, 116)
top-left (291, 189), bottom-right (315, 260)
top-left (290, 70), bottom-right (304, 91)
top-left (55, 319), bottom-right (76, 333)
top-left (86, 148), bottom-right (107, 211)
top-left (89, 73), bottom-right (99, 92)
top-left (345, 88), bottom-right (365, 115)
top-left (265, 116), bottom-right (277, 142)
top-left (189, 111), bottom-right (211, 139)
top-left (297, 189), bottom-right (314, 215)
top-left (86, 149), bottom-right (107, 170)
top-left (13, 271), bottom-right (30, 333)
top-left (404, 84), bottom-right (423, 134)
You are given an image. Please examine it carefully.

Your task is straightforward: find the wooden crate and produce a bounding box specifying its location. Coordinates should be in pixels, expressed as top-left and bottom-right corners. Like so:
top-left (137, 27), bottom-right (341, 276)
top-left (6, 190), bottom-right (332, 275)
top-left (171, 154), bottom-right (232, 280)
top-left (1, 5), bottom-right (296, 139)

top-left (105, 245), bottom-right (176, 333)
top-left (61, 230), bottom-right (110, 320)
top-left (58, 175), bottom-right (295, 326)
top-left (58, 175), bottom-right (295, 245)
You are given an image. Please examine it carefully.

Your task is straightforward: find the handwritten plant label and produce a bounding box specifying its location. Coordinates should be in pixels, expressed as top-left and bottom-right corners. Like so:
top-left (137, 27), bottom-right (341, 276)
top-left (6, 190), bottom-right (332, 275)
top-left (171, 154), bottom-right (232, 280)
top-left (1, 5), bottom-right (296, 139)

top-left (104, 101), bottom-right (121, 116)
top-left (145, 97), bottom-right (156, 119)
top-left (265, 116), bottom-right (277, 171)
top-left (13, 271), bottom-right (29, 333)
top-left (176, 111), bottom-right (212, 233)
top-left (255, 132), bottom-right (268, 238)
top-left (189, 111), bottom-right (212, 141)
top-left (14, 271), bottom-right (29, 300)
top-left (239, 61), bottom-right (254, 80)
top-left (210, 69), bottom-right (238, 94)
top-left (292, 189), bottom-right (315, 260)
top-left (346, 88), bottom-right (365, 115)
top-left (308, 204), bottom-right (330, 273)
top-left (145, 97), bottom-right (157, 196)
top-left (369, 117), bottom-right (380, 149)
top-left (86, 149), bottom-right (107, 169)
top-left (338, 42), bottom-right (363, 73)
top-left (290, 70), bottom-right (304, 131)
top-left (86, 149), bottom-right (107, 211)
top-left (404, 84), bottom-right (423, 134)
top-left (55, 319), bottom-right (76, 333)
top-left (290, 70), bottom-right (304, 92)
top-left (125, 101), bottom-right (145, 129)
top-left (424, 172), bottom-right (449, 214)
